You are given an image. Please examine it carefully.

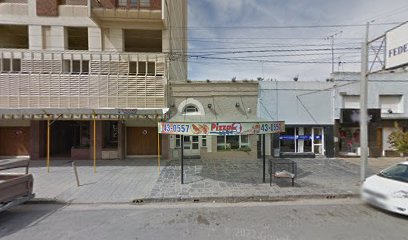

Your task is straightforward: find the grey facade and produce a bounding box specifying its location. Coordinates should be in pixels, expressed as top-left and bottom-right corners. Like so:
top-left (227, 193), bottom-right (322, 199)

top-left (258, 81), bottom-right (335, 157)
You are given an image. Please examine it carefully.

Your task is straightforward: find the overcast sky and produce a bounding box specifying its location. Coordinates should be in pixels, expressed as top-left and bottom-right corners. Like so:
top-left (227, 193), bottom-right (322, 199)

top-left (186, 0), bottom-right (408, 81)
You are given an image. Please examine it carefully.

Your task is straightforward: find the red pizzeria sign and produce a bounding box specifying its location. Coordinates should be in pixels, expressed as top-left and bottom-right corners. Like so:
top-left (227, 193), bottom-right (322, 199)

top-left (158, 121), bottom-right (285, 135)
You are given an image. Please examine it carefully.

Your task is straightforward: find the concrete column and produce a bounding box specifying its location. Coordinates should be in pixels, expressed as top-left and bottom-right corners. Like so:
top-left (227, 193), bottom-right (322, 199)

top-left (118, 121), bottom-right (125, 160)
top-left (161, 134), bottom-right (170, 160)
top-left (50, 26), bottom-right (66, 50)
top-left (28, 0), bottom-right (36, 17)
top-left (29, 25), bottom-right (42, 50)
top-left (88, 27), bottom-right (102, 51)
top-left (162, 29), bottom-right (170, 53)
top-left (207, 136), bottom-right (212, 152)
top-left (105, 28), bottom-right (123, 51)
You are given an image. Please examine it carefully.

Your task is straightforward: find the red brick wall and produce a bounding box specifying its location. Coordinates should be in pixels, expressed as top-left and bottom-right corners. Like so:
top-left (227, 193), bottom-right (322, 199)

top-left (36, 0), bottom-right (59, 17)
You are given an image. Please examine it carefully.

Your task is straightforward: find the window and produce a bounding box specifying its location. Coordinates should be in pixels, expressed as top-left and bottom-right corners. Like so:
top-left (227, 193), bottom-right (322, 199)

top-left (183, 105), bottom-right (199, 114)
top-left (0, 58), bottom-right (21, 73)
top-left (343, 95), bottom-right (360, 109)
top-left (66, 27), bottom-right (88, 50)
top-left (217, 136), bottom-right (225, 150)
top-left (63, 60), bottom-right (89, 74)
top-left (136, 61), bottom-right (155, 75)
top-left (138, 62), bottom-right (146, 75)
top-left (118, 0), bottom-right (127, 7)
top-left (217, 135), bottom-right (250, 150)
top-left (130, 0), bottom-right (138, 7)
top-left (140, 0), bottom-right (150, 8)
top-left (103, 121), bottom-right (118, 148)
top-left (129, 61), bottom-right (137, 75)
top-left (175, 135), bottom-right (181, 149)
top-left (1, 58), bottom-right (10, 72)
top-left (201, 136), bottom-right (207, 147)
top-left (380, 95), bottom-right (403, 114)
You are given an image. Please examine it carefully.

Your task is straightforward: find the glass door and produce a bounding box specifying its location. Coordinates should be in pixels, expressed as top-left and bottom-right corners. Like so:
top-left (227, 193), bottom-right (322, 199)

top-left (183, 136), bottom-right (201, 156)
top-left (312, 128), bottom-right (324, 155)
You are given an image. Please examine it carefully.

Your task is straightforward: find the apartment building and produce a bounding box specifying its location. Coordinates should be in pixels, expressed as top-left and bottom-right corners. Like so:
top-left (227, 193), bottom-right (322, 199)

top-left (0, 0), bottom-right (187, 160)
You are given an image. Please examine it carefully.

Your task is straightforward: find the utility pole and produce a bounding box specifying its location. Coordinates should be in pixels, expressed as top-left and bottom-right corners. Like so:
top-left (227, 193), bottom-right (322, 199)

top-left (360, 22), bottom-right (369, 182)
top-left (326, 31), bottom-right (342, 73)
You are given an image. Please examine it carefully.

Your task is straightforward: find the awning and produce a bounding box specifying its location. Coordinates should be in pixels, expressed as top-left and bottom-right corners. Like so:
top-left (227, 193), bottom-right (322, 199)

top-left (159, 114), bottom-right (284, 135)
top-left (0, 108), bottom-right (169, 120)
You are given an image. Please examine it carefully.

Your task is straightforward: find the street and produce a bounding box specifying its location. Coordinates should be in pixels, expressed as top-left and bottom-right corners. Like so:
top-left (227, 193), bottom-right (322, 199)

top-left (1, 199), bottom-right (407, 240)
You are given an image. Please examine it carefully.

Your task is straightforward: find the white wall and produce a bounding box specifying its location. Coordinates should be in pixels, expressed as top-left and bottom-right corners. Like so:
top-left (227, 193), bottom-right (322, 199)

top-left (333, 71), bottom-right (408, 119)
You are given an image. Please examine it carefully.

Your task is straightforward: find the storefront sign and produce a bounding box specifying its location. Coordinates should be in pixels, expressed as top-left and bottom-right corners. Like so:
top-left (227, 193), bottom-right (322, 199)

top-left (280, 135), bottom-right (322, 141)
top-left (386, 22), bottom-right (408, 69)
top-left (340, 109), bottom-right (381, 124)
top-left (158, 121), bottom-right (285, 135)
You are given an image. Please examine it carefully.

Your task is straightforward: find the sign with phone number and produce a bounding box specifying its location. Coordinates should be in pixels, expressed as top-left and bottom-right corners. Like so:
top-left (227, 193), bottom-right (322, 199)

top-left (158, 121), bottom-right (285, 135)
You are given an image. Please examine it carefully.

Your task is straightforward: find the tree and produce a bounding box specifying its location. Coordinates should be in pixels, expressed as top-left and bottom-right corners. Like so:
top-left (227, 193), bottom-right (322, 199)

top-left (388, 123), bottom-right (408, 155)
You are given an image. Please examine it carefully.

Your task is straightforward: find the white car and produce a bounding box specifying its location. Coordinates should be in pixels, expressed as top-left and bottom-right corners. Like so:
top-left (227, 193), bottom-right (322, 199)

top-left (361, 161), bottom-right (408, 216)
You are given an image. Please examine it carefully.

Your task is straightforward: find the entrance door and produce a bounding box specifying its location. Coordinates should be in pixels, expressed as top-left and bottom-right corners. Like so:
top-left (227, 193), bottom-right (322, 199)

top-left (183, 135), bottom-right (200, 156)
top-left (127, 127), bottom-right (158, 156)
top-left (312, 128), bottom-right (325, 155)
top-left (0, 127), bottom-right (30, 156)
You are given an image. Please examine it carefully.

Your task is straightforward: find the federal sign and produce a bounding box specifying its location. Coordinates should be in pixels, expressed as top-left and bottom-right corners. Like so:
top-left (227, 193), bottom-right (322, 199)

top-left (158, 121), bottom-right (285, 135)
top-left (386, 22), bottom-right (408, 69)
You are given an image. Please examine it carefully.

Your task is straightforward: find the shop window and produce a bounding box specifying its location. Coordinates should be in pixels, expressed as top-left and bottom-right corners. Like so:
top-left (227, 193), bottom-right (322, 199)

top-left (175, 135), bottom-right (181, 149)
top-left (103, 121), bottom-right (118, 148)
top-left (217, 136), bottom-right (225, 150)
top-left (217, 136), bottom-right (249, 150)
top-left (241, 135), bottom-right (249, 147)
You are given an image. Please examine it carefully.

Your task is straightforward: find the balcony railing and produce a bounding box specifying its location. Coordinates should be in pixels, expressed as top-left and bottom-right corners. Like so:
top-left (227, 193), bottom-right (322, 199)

top-left (92, 0), bottom-right (161, 10)
top-left (0, 49), bottom-right (167, 109)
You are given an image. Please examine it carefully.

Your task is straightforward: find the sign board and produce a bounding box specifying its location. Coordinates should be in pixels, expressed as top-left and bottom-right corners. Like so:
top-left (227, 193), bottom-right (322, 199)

top-left (386, 22), bottom-right (408, 69)
top-left (340, 109), bottom-right (381, 124)
top-left (158, 121), bottom-right (285, 135)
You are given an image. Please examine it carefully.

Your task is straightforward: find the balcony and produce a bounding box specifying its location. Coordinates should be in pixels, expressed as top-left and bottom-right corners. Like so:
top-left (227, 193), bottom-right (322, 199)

top-left (91, 0), bottom-right (162, 22)
top-left (0, 49), bottom-right (167, 110)
top-left (0, 0), bottom-right (28, 16)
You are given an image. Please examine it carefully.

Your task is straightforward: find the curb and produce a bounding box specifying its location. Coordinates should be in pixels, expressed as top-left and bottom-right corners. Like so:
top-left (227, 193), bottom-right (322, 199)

top-left (132, 193), bottom-right (359, 204)
top-left (27, 198), bottom-right (66, 205)
top-left (26, 193), bottom-right (360, 205)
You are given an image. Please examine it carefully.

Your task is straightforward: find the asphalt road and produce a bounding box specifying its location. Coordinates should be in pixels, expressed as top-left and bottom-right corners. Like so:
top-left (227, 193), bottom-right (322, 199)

top-left (0, 199), bottom-right (407, 240)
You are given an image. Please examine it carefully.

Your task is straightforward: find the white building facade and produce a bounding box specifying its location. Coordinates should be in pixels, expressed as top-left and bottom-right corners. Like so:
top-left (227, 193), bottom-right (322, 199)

top-left (0, 0), bottom-right (187, 160)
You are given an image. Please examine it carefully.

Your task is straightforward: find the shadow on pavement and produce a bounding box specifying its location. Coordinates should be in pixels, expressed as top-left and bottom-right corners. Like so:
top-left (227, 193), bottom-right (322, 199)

top-left (0, 203), bottom-right (66, 238)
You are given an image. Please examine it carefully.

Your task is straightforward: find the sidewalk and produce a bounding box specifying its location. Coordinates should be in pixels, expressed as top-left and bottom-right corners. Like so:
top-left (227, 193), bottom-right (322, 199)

top-left (4, 158), bottom-right (376, 204)
top-left (25, 159), bottom-right (163, 203)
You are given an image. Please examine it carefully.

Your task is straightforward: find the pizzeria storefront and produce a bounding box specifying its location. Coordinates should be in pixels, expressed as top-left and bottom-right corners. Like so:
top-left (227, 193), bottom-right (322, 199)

top-left (161, 121), bottom-right (285, 161)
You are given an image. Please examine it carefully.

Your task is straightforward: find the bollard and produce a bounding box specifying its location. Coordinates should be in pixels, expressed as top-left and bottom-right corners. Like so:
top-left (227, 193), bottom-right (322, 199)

top-left (72, 161), bottom-right (80, 187)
